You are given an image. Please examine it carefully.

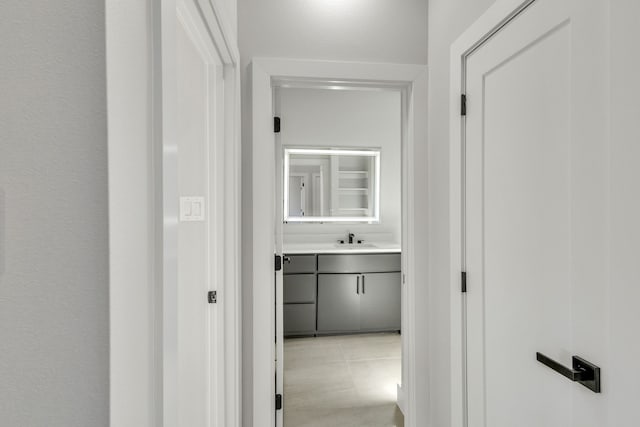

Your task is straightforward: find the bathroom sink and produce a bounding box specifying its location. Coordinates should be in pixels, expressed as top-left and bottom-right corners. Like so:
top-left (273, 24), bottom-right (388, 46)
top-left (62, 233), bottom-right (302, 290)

top-left (333, 243), bottom-right (378, 249)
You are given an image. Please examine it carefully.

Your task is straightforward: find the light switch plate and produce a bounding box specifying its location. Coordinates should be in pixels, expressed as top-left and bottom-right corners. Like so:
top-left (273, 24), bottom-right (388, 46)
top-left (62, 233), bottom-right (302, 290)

top-left (180, 197), bottom-right (205, 222)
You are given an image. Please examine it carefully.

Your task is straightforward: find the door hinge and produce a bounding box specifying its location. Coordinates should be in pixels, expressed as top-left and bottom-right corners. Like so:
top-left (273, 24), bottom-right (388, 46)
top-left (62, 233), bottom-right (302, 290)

top-left (208, 291), bottom-right (217, 303)
top-left (275, 254), bottom-right (282, 272)
top-left (461, 271), bottom-right (467, 293)
top-left (275, 393), bottom-right (283, 410)
top-left (274, 116), bottom-right (281, 133)
top-left (461, 94), bottom-right (467, 116)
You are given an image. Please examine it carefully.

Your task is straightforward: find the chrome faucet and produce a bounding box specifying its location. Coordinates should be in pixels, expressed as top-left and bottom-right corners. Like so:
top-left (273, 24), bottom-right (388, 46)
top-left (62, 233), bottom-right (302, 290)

top-left (348, 233), bottom-right (355, 244)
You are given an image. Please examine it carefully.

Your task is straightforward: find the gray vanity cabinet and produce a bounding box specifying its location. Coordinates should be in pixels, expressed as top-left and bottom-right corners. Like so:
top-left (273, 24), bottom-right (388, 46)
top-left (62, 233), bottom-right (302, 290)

top-left (359, 272), bottom-right (401, 331)
top-left (317, 274), bottom-right (361, 332)
top-left (284, 252), bottom-right (401, 336)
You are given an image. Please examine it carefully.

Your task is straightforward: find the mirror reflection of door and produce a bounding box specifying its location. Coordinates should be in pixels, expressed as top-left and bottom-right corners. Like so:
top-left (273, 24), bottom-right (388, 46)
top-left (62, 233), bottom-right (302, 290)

top-left (287, 159), bottom-right (329, 218)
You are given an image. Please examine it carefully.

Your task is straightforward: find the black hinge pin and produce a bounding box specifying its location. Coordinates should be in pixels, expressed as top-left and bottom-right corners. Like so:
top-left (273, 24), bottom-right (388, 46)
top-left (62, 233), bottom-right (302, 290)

top-left (274, 116), bottom-right (281, 133)
top-left (275, 394), bottom-right (283, 410)
top-left (461, 94), bottom-right (467, 116)
top-left (461, 271), bottom-right (467, 293)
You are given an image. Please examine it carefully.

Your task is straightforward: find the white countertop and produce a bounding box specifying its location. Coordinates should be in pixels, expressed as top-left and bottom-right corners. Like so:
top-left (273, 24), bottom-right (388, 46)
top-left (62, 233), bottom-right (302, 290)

top-left (283, 242), bottom-right (401, 254)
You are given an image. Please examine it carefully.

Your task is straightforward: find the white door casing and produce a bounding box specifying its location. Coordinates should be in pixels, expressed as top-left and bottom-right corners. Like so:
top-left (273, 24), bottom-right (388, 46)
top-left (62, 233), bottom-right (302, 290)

top-left (452, 0), bottom-right (609, 426)
top-left (249, 59), bottom-right (429, 427)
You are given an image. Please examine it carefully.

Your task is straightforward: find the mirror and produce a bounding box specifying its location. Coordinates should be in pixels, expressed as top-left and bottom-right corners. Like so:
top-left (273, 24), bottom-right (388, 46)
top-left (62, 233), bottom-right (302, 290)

top-left (284, 148), bottom-right (380, 222)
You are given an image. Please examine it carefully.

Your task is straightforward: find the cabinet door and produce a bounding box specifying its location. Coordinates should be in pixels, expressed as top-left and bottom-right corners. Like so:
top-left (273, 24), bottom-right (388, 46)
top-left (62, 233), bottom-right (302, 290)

top-left (317, 274), bottom-right (360, 332)
top-left (283, 274), bottom-right (316, 303)
top-left (360, 272), bottom-right (401, 331)
top-left (284, 304), bottom-right (316, 336)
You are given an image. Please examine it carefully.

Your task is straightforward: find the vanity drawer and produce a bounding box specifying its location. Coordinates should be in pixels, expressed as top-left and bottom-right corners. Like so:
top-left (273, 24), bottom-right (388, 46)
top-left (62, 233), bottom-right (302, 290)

top-left (284, 274), bottom-right (316, 303)
top-left (283, 254), bottom-right (316, 274)
top-left (317, 253), bottom-right (401, 273)
top-left (284, 304), bottom-right (316, 335)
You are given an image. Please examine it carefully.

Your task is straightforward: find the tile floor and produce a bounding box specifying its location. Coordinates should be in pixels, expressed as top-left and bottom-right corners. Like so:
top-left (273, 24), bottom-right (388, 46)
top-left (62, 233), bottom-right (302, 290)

top-left (283, 333), bottom-right (404, 427)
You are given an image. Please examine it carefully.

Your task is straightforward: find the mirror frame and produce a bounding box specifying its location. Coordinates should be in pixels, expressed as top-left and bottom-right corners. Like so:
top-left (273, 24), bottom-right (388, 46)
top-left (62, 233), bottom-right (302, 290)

top-left (283, 148), bottom-right (381, 223)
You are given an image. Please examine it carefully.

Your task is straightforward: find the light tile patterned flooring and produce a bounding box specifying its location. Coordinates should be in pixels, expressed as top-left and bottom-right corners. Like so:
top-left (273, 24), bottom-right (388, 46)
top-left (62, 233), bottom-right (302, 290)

top-left (283, 333), bottom-right (404, 427)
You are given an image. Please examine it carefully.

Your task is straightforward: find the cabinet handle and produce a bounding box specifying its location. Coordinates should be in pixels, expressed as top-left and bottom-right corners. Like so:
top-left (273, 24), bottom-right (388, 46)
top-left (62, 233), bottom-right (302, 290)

top-left (356, 276), bottom-right (360, 294)
top-left (362, 275), bottom-right (365, 294)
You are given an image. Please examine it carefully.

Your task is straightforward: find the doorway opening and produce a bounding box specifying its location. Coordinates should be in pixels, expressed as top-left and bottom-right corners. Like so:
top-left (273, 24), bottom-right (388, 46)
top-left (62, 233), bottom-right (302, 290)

top-left (247, 58), bottom-right (428, 427)
top-left (274, 85), bottom-right (404, 426)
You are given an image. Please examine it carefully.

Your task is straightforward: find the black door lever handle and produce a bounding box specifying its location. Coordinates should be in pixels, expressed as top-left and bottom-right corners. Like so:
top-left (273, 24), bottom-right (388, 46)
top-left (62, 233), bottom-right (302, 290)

top-left (536, 352), bottom-right (601, 393)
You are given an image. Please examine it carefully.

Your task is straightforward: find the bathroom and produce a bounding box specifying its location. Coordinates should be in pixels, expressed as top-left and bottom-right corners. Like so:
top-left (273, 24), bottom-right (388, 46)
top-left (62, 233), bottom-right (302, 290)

top-left (275, 84), bottom-right (404, 426)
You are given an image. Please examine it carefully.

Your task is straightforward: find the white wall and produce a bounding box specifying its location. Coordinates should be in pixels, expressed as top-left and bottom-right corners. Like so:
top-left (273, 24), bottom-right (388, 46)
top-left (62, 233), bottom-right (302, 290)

top-left (214, 0), bottom-right (238, 36)
top-left (106, 0), bottom-right (158, 425)
top-left (0, 0), bottom-right (109, 425)
top-left (239, 2), bottom-right (427, 425)
top-left (426, 1), bottom-right (496, 426)
top-left (278, 87), bottom-right (402, 243)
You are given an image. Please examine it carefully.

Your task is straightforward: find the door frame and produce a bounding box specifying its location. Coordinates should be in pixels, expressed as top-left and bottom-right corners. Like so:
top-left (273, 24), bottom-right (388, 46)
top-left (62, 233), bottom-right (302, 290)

top-left (247, 58), bottom-right (428, 427)
top-left (106, 0), bottom-right (241, 425)
top-left (449, 1), bottom-right (538, 426)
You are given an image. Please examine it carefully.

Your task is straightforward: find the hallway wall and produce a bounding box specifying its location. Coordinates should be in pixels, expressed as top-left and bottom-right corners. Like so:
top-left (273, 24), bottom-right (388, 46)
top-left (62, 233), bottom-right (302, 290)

top-left (0, 0), bottom-right (108, 425)
top-left (238, 1), bottom-right (427, 425)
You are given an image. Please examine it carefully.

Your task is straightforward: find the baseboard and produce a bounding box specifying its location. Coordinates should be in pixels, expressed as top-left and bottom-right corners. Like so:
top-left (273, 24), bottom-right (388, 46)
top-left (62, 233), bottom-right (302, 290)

top-left (396, 383), bottom-right (406, 415)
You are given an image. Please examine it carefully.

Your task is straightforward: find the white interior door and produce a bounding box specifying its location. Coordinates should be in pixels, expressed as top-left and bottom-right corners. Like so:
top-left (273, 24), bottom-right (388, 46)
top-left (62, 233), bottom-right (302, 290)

top-left (465, 1), bottom-right (608, 426)
top-left (175, 1), bottom-right (225, 426)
